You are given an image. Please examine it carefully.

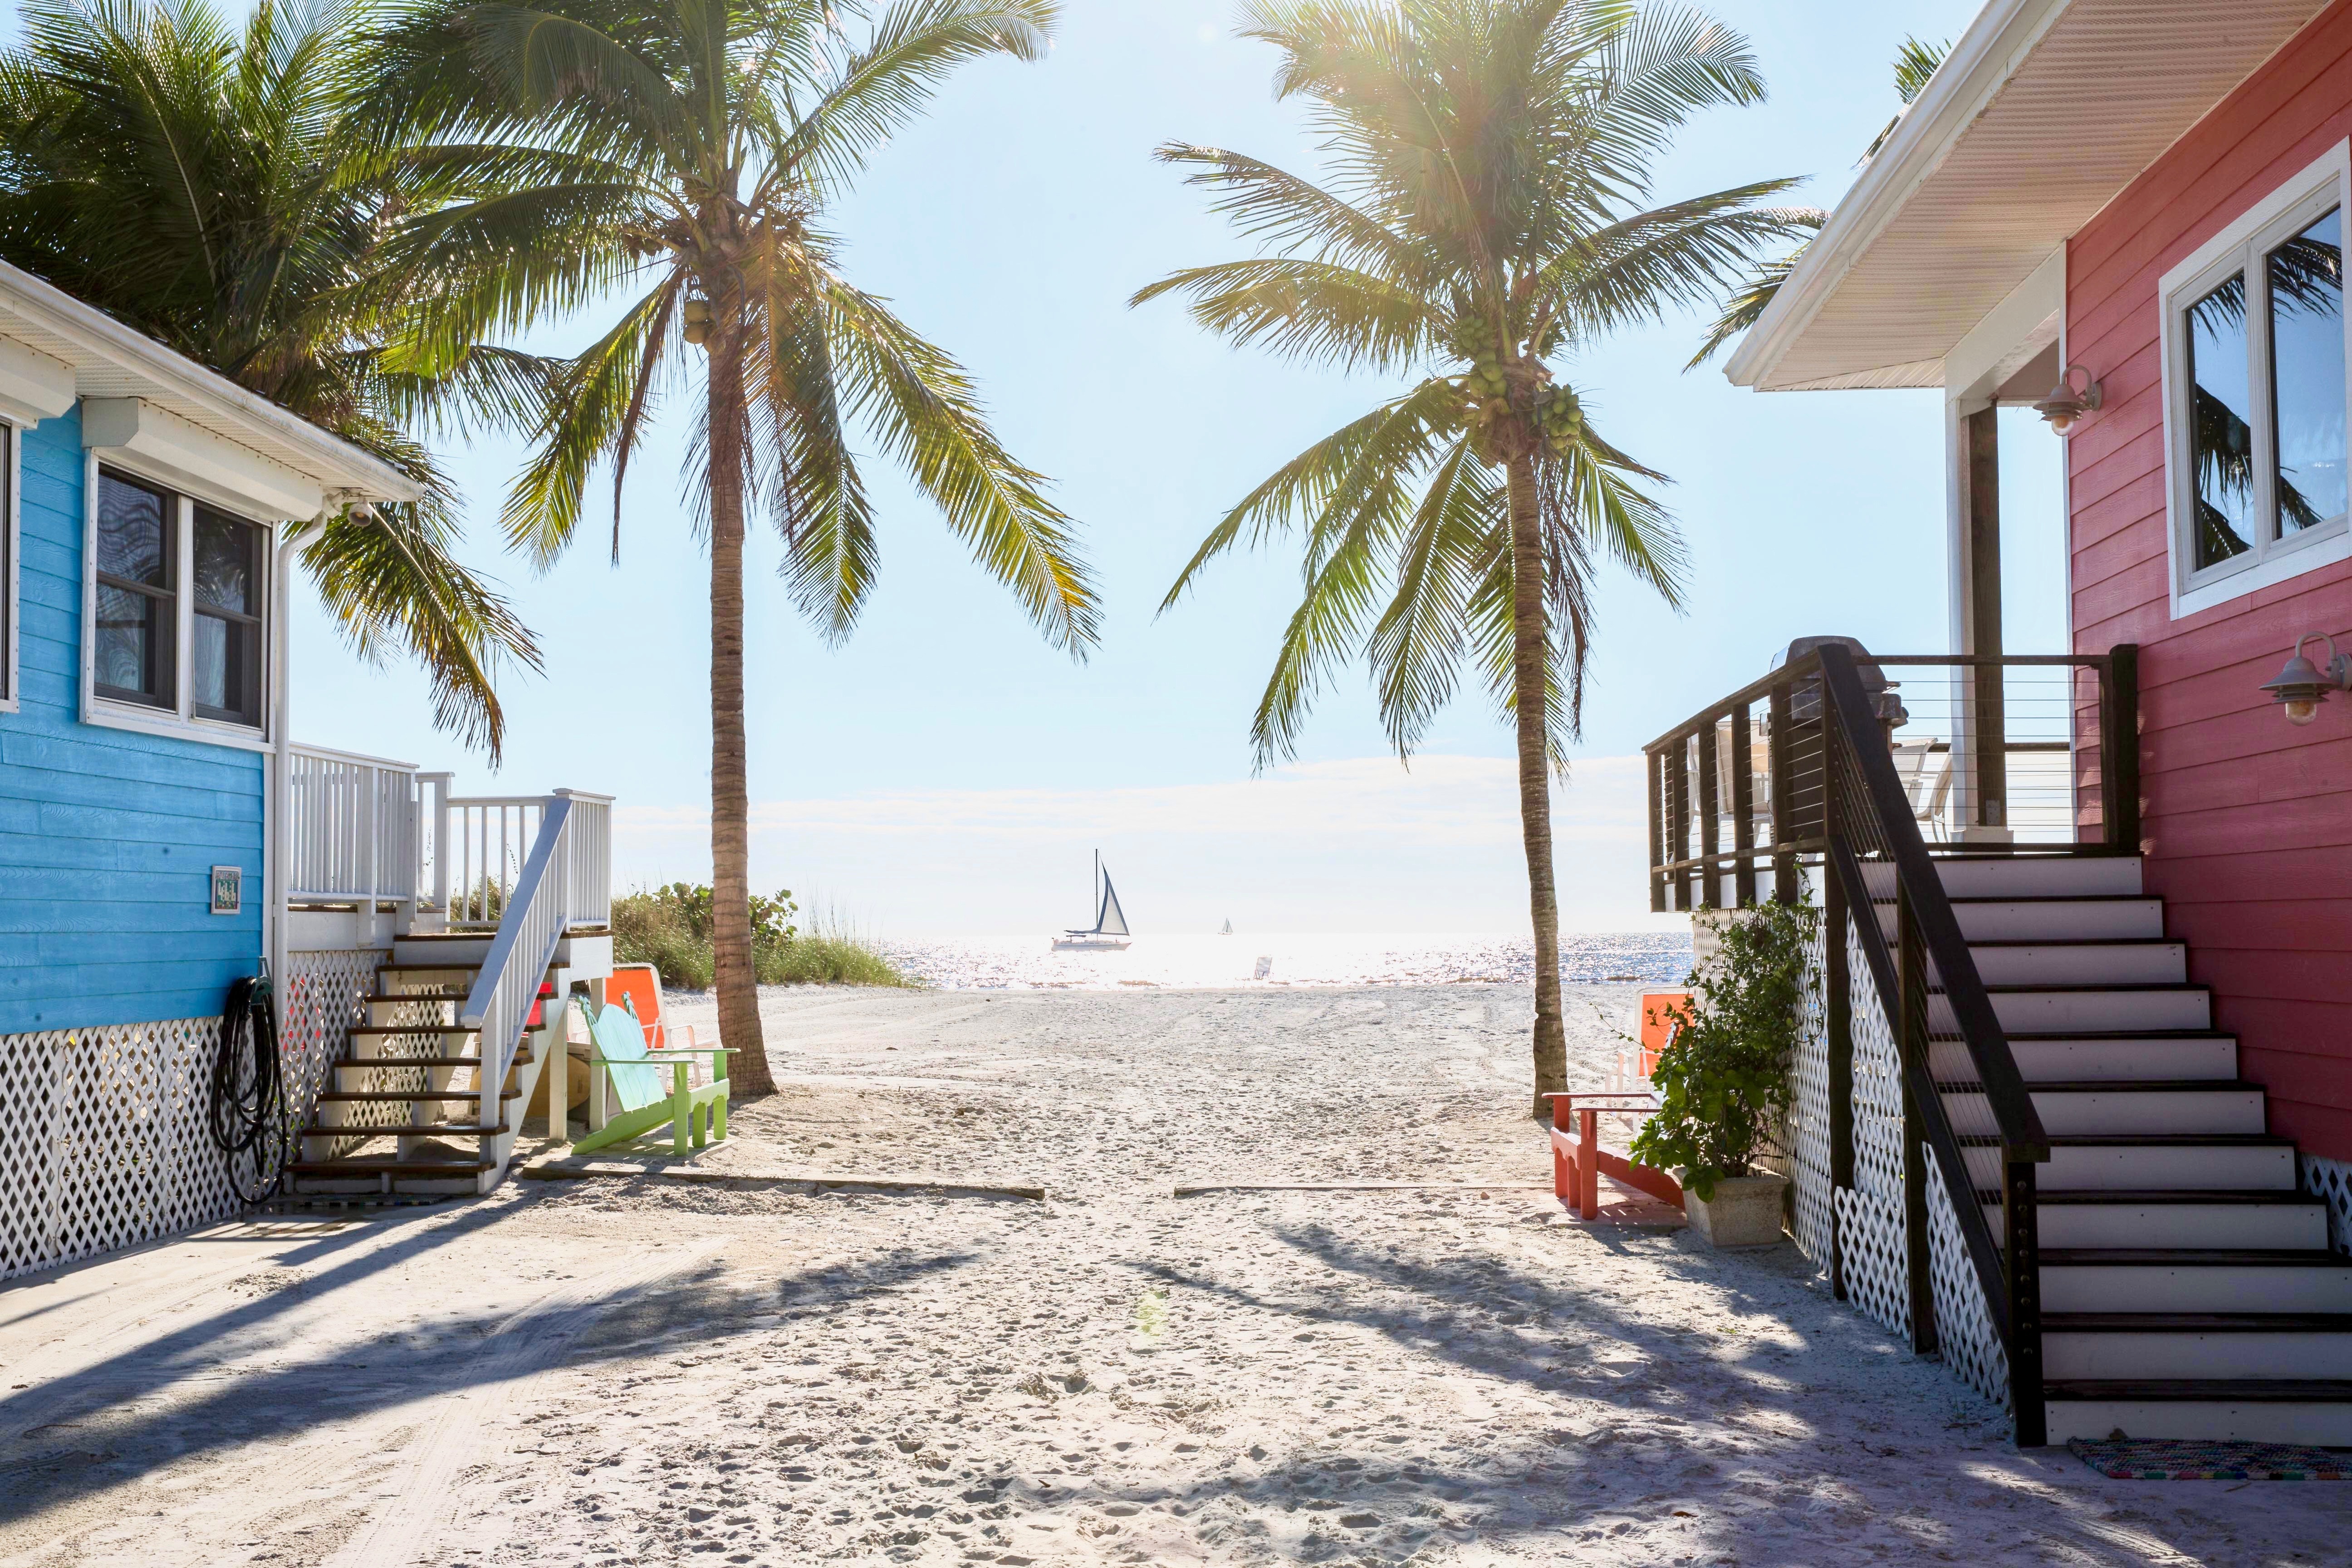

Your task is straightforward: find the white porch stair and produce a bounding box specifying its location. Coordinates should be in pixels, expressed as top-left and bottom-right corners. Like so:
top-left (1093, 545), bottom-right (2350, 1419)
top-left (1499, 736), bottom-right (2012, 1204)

top-left (289, 933), bottom-right (586, 1197)
top-left (1900, 854), bottom-right (2352, 1444)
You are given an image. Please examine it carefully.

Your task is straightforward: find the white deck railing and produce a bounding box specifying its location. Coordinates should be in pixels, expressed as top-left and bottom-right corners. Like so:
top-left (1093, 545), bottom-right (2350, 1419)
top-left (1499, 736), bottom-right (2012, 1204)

top-left (457, 795), bottom-right (578, 1129)
top-left (285, 744), bottom-right (610, 937)
top-left (286, 744), bottom-right (424, 907)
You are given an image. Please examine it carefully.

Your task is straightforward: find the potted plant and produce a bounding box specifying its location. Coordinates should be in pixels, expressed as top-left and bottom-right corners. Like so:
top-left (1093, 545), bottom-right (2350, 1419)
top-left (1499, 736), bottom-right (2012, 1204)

top-left (1629, 899), bottom-right (1815, 1248)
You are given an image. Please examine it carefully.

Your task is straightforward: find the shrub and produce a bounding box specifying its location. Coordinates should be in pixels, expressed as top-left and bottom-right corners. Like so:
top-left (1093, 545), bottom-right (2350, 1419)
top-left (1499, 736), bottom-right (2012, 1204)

top-left (1628, 898), bottom-right (1816, 1201)
top-left (610, 882), bottom-right (910, 989)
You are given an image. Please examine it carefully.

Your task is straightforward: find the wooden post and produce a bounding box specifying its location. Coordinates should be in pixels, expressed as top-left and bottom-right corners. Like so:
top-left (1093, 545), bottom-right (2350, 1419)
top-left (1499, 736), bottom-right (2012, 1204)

top-left (1551, 1096), bottom-right (1572, 1201)
top-left (1769, 683), bottom-right (1798, 902)
top-left (1698, 719), bottom-right (1721, 908)
top-left (1669, 735), bottom-right (1693, 913)
top-left (544, 1011), bottom-right (567, 1145)
top-left (713, 1049), bottom-right (728, 1142)
top-left (1963, 407), bottom-right (2008, 834)
top-left (1578, 1107), bottom-right (1601, 1220)
top-left (1731, 707), bottom-right (1756, 908)
top-left (2100, 644), bottom-right (2141, 853)
top-left (2005, 1155), bottom-right (2046, 1444)
top-left (1898, 883), bottom-right (1938, 1355)
top-left (1648, 749), bottom-right (1667, 913)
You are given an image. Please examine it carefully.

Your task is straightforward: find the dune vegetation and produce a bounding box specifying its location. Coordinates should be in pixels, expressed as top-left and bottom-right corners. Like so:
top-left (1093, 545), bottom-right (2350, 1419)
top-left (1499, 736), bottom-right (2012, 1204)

top-left (611, 882), bottom-right (911, 991)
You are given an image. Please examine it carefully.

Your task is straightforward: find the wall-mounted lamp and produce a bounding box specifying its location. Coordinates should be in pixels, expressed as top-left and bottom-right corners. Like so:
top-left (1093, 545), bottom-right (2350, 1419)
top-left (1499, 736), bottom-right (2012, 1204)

top-left (321, 489), bottom-right (378, 522)
top-left (2261, 633), bottom-right (2352, 725)
top-left (2033, 364), bottom-right (2105, 434)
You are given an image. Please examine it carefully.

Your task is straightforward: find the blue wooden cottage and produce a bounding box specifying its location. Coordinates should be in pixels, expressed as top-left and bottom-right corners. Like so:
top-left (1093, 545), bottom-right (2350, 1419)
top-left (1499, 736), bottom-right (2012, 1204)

top-left (0, 261), bottom-right (612, 1273)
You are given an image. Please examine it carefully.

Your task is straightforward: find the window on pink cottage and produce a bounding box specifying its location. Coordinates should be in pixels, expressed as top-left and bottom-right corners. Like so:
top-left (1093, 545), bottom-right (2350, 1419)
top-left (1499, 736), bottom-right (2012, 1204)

top-left (2165, 147), bottom-right (2352, 617)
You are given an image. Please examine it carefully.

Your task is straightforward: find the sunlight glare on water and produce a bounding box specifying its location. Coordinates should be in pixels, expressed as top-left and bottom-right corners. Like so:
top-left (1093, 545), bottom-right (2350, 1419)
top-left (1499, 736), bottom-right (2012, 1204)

top-left (882, 931), bottom-right (1694, 991)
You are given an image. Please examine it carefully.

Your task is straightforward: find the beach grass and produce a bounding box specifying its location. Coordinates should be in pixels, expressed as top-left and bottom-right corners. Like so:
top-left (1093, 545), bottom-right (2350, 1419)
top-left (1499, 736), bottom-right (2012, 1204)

top-left (612, 883), bottom-right (912, 990)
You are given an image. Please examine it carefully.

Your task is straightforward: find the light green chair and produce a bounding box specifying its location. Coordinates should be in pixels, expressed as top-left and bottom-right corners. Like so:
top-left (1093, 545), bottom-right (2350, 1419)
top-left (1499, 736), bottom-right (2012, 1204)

top-left (569, 993), bottom-right (732, 1156)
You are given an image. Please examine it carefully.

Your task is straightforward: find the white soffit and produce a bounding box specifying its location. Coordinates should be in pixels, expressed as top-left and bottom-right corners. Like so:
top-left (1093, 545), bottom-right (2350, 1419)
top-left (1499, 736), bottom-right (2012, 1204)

top-left (83, 398), bottom-right (326, 521)
top-left (0, 261), bottom-right (419, 505)
top-left (1727, 0), bottom-right (2333, 393)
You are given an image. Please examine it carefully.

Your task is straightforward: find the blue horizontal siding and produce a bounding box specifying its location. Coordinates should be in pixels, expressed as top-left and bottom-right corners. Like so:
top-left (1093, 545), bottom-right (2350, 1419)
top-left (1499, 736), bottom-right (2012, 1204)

top-left (0, 409), bottom-right (262, 1034)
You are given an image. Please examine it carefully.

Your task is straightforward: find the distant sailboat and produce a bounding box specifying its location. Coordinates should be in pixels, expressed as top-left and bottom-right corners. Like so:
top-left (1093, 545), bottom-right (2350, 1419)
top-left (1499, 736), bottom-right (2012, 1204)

top-left (1053, 851), bottom-right (1133, 951)
top-left (1220, 918), bottom-right (1233, 936)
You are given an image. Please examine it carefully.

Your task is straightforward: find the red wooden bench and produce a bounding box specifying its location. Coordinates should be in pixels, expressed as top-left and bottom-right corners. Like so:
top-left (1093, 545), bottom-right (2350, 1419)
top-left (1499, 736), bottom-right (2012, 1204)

top-left (1542, 1091), bottom-right (1684, 1220)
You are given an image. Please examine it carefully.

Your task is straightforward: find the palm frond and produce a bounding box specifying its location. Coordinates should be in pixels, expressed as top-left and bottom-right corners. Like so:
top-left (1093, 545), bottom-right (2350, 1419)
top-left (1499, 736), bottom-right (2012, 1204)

top-left (501, 274), bottom-right (679, 569)
top-left (779, 0), bottom-right (1057, 194)
top-left (819, 275), bottom-right (1098, 654)
top-left (1131, 257), bottom-right (1438, 372)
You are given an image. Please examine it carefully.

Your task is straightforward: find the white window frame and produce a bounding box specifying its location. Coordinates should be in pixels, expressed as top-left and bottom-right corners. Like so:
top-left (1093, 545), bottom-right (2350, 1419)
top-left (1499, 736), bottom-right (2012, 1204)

top-left (2163, 141), bottom-right (2352, 619)
top-left (79, 452), bottom-right (276, 751)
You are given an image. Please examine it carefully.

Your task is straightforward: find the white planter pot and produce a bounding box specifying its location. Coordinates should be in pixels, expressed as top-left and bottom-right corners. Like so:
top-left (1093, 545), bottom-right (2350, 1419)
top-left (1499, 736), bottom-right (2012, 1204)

top-left (1684, 1172), bottom-right (1788, 1249)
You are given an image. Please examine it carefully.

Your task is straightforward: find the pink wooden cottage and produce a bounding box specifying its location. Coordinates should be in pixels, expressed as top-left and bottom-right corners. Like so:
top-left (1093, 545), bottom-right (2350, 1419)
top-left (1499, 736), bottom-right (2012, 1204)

top-left (1651, 0), bottom-right (2352, 1445)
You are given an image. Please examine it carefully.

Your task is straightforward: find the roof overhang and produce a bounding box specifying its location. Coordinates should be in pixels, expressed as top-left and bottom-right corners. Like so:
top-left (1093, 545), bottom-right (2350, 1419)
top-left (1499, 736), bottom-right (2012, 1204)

top-left (1726, 0), bottom-right (2335, 393)
top-left (0, 260), bottom-right (421, 515)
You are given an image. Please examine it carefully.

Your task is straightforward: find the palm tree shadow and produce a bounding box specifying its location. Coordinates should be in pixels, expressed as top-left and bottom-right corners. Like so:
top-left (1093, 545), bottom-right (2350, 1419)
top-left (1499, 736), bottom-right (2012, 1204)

top-left (1142, 1219), bottom-right (1852, 1423)
top-left (0, 1199), bottom-right (975, 1529)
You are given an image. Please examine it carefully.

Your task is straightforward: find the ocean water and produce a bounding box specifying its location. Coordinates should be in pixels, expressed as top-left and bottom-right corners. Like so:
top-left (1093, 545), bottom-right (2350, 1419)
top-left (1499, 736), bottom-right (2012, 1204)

top-left (882, 931), bottom-right (1695, 991)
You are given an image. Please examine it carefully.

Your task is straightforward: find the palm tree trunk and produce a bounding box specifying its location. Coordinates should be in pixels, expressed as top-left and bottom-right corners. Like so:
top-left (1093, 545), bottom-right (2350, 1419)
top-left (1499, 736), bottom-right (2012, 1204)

top-left (1505, 451), bottom-right (1568, 1119)
top-left (705, 309), bottom-right (774, 1097)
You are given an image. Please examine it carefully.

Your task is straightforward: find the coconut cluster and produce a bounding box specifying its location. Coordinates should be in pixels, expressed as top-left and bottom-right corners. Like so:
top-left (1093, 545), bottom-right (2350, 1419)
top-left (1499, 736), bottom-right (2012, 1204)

top-left (1443, 318), bottom-right (1580, 463)
top-left (1536, 383), bottom-right (1580, 457)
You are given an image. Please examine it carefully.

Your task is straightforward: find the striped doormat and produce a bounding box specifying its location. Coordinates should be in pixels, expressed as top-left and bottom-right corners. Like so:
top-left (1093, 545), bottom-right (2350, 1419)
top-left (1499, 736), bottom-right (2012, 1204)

top-left (2068, 1439), bottom-right (2351, 1480)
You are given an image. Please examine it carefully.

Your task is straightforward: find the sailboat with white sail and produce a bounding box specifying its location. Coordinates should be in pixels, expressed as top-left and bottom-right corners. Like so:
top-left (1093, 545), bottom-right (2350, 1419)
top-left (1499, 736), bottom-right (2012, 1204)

top-left (1054, 851), bottom-right (1132, 951)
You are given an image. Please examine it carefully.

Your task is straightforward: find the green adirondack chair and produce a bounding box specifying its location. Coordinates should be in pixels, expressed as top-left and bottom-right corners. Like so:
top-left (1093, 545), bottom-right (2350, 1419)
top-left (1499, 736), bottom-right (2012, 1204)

top-left (569, 993), bottom-right (732, 1157)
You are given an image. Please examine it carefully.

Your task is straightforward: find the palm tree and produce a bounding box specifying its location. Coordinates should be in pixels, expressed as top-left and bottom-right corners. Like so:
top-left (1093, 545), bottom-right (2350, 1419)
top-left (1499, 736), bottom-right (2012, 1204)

top-left (1139, 0), bottom-right (1818, 1115)
top-left (370, 0), bottom-right (1097, 1094)
top-left (0, 0), bottom-right (546, 754)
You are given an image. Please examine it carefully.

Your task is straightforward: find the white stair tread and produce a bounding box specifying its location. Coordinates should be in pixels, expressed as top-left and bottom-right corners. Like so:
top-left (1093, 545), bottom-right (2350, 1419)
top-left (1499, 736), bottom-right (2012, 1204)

top-left (1960, 942), bottom-right (2186, 986)
top-left (2044, 1380), bottom-right (2352, 1445)
top-left (2040, 1251), bottom-right (2352, 1314)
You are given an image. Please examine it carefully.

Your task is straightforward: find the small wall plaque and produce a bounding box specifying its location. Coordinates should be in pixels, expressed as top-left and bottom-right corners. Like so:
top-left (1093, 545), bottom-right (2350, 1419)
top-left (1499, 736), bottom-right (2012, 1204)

top-left (210, 865), bottom-right (242, 916)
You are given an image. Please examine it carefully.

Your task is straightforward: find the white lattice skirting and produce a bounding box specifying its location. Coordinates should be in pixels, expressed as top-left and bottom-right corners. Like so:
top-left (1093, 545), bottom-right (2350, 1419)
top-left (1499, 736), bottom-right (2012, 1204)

top-left (1842, 913), bottom-right (1914, 1343)
top-left (1788, 911), bottom-right (1836, 1275)
top-left (0, 950), bottom-right (382, 1282)
top-left (279, 948), bottom-right (388, 1159)
top-left (1925, 1147), bottom-right (2009, 1405)
top-left (2304, 1152), bottom-right (2352, 1257)
top-left (0, 1017), bottom-right (239, 1280)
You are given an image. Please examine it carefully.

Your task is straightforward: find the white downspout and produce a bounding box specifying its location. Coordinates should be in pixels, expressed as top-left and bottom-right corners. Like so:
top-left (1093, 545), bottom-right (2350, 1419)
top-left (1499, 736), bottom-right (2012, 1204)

top-left (266, 521), bottom-right (296, 993)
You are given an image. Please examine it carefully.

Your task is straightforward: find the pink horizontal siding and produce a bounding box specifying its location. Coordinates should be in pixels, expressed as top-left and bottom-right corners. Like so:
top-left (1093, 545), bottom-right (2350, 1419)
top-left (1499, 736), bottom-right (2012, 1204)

top-left (2070, 0), bottom-right (2352, 1159)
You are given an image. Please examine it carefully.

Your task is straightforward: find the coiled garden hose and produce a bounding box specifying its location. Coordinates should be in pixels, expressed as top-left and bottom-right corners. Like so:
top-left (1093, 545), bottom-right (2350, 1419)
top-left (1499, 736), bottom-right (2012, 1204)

top-left (211, 974), bottom-right (289, 1204)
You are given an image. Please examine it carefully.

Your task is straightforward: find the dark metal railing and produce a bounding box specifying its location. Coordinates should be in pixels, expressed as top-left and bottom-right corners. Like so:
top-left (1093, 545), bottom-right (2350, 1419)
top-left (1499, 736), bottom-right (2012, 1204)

top-left (1816, 645), bottom-right (2050, 1446)
top-left (1639, 642), bottom-right (2114, 1447)
top-left (1644, 645), bottom-right (2140, 914)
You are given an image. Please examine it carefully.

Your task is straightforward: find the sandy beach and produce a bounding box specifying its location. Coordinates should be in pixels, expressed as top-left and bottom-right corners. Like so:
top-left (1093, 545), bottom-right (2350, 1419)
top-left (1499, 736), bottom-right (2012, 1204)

top-left (0, 982), bottom-right (2347, 1566)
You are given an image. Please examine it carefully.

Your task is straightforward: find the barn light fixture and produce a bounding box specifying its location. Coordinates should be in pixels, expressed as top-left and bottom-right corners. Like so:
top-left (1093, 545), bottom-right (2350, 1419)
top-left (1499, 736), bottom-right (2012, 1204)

top-left (2033, 363), bottom-right (2104, 434)
top-left (2261, 633), bottom-right (2351, 725)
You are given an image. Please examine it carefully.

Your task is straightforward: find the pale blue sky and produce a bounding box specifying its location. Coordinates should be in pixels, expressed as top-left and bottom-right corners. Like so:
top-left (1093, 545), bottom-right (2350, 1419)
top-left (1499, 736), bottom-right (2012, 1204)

top-left (271, 0), bottom-right (2051, 935)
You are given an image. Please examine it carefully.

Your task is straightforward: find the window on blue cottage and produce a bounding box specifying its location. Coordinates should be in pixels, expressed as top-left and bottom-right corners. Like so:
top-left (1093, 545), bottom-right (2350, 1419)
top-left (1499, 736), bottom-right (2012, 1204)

top-left (192, 506), bottom-right (260, 725)
top-left (95, 470), bottom-right (174, 706)
top-left (93, 467), bottom-right (267, 729)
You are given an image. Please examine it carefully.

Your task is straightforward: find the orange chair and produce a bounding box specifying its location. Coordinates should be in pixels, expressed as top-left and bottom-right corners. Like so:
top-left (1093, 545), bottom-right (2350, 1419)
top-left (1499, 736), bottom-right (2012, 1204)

top-left (1637, 990), bottom-right (1691, 1078)
top-left (603, 963), bottom-right (699, 1053)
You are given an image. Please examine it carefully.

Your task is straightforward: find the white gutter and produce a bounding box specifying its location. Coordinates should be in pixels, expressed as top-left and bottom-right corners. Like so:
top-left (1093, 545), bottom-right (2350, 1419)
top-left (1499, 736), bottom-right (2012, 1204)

top-left (0, 261), bottom-right (421, 504)
top-left (1723, 0), bottom-right (2073, 390)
